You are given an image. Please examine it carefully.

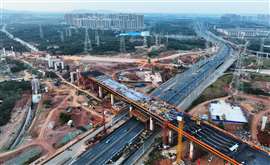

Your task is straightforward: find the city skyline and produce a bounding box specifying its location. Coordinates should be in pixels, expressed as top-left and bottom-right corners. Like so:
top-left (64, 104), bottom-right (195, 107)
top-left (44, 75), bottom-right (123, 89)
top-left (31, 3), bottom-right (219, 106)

top-left (1, 0), bottom-right (269, 14)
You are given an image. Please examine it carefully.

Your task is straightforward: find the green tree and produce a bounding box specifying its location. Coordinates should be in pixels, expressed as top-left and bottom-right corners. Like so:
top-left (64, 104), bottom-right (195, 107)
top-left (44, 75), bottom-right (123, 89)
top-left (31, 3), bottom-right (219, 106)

top-left (59, 112), bottom-right (71, 124)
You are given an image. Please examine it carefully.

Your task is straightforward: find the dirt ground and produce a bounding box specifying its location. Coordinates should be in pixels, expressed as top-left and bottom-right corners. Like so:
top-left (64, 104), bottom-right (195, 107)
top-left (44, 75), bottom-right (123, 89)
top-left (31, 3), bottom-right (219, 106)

top-left (188, 92), bottom-right (270, 146)
top-left (0, 77), bottom-right (118, 162)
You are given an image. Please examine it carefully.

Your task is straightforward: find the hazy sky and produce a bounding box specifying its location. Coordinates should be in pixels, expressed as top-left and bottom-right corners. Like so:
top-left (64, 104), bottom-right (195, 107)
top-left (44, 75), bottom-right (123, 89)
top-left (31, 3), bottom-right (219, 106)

top-left (1, 0), bottom-right (270, 14)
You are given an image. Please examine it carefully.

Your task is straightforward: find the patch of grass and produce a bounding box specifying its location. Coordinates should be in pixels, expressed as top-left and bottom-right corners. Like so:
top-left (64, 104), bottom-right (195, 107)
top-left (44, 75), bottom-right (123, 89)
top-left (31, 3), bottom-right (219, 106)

top-left (59, 112), bottom-right (72, 125)
top-left (189, 74), bottom-right (232, 109)
top-left (43, 99), bottom-right (53, 108)
top-left (148, 49), bottom-right (159, 58)
top-left (243, 56), bottom-right (270, 69)
top-left (45, 71), bottom-right (58, 78)
top-left (6, 58), bottom-right (28, 73)
top-left (0, 31), bottom-right (28, 52)
top-left (238, 81), bottom-right (270, 96)
top-left (167, 38), bottom-right (206, 50)
top-left (261, 59), bottom-right (270, 69)
top-left (23, 152), bottom-right (42, 165)
top-left (242, 56), bottom-right (257, 67)
top-left (250, 73), bottom-right (270, 82)
top-left (144, 147), bottom-right (166, 165)
top-left (0, 81), bottom-right (31, 126)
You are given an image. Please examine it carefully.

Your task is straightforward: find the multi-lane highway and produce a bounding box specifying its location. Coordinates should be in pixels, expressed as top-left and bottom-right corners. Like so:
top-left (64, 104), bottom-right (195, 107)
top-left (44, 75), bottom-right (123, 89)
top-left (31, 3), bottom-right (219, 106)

top-left (72, 119), bottom-right (144, 165)
top-left (149, 22), bottom-right (269, 164)
top-left (42, 112), bottom-right (128, 165)
top-left (84, 68), bottom-right (270, 164)
top-left (151, 22), bottom-right (235, 108)
top-left (59, 51), bottom-right (268, 165)
top-left (48, 22), bottom-right (269, 165)
top-left (152, 44), bottom-right (232, 106)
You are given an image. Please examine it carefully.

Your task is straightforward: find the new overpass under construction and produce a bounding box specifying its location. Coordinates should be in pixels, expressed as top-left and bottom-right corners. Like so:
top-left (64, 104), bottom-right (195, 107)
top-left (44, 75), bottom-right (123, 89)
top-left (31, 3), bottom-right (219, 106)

top-left (77, 70), bottom-right (270, 165)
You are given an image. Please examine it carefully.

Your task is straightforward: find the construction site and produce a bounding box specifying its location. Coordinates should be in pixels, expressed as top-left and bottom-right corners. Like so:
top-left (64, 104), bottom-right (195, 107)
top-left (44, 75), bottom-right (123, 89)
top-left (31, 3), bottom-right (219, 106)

top-left (0, 8), bottom-right (270, 165)
top-left (0, 33), bottom-right (226, 164)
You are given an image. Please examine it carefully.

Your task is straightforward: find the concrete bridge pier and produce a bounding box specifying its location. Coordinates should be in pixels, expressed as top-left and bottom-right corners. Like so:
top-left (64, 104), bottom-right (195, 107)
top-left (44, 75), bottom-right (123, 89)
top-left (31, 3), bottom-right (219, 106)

top-left (98, 86), bottom-right (103, 98)
top-left (129, 106), bottom-right (133, 117)
top-left (188, 141), bottom-right (206, 162)
top-left (149, 117), bottom-right (154, 131)
top-left (189, 141), bottom-right (194, 160)
top-left (54, 62), bottom-right (58, 71)
top-left (76, 69), bottom-right (80, 86)
top-left (60, 61), bottom-right (64, 69)
top-left (168, 130), bottom-right (173, 144)
top-left (162, 123), bottom-right (169, 147)
top-left (110, 94), bottom-right (114, 105)
top-left (70, 72), bottom-right (76, 83)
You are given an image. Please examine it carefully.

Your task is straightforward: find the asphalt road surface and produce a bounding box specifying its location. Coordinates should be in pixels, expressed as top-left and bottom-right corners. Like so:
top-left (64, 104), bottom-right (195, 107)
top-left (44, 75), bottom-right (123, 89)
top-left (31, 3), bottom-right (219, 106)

top-left (72, 118), bottom-right (144, 165)
top-left (181, 116), bottom-right (270, 165)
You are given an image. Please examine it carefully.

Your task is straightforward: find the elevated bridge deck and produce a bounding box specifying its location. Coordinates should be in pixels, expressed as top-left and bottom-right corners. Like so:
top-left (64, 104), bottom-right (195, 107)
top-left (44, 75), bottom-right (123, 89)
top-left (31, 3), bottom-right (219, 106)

top-left (81, 70), bottom-right (270, 165)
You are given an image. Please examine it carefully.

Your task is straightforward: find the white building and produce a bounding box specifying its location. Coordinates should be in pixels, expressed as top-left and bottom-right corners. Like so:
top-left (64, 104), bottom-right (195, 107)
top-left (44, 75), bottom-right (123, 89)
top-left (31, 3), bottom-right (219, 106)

top-left (31, 78), bottom-right (40, 95)
top-left (65, 13), bottom-right (144, 31)
top-left (209, 100), bottom-right (247, 124)
top-left (217, 28), bottom-right (270, 39)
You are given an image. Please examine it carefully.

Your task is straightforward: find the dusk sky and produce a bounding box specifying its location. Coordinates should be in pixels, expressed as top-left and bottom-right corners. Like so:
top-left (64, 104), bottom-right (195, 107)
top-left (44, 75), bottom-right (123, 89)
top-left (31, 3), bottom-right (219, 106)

top-left (1, 0), bottom-right (270, 14)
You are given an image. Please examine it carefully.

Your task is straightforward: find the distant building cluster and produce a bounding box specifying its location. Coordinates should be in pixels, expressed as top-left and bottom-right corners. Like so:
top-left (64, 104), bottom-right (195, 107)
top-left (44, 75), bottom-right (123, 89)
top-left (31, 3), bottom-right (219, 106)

top-left (221, 14), bottom-right (270, 25)
top-left (64, 13), bottom-right (144, 31)
top-left (216, 28), bottom-right (270, 39)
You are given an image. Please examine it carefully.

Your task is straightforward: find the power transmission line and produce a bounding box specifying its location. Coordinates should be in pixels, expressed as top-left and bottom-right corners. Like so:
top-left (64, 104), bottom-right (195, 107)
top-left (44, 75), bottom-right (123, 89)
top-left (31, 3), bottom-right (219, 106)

top-left (84, 28), bottom-right (92, 52)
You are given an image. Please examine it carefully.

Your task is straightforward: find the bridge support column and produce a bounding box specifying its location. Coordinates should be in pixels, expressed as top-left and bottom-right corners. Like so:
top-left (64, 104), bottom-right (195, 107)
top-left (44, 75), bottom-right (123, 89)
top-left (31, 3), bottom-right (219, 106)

top-left (76, 69), bottom-right (80, 86)
top-left (129, 106), bottom-right (133, 117)
top-left (110, 94), bottom-right (114, 105)
top-left (149, 117), bottom-right (154, 131)
top-left (168, 130), bottom-right (173, 144)
top-left (162, 122), bottom-right (169, 147)
top-left (189, 141), bottom-right (194, 160)
top-left (70, 72), bottom-right (74, 83)
top-left (54, 62), bottom-right (58, 71)
top-left (176, 116), bottom-right (184, 163)
top-left (60, 61), bottom-right (64, 70)
top-left (98, 86), bottom-right (103, 98)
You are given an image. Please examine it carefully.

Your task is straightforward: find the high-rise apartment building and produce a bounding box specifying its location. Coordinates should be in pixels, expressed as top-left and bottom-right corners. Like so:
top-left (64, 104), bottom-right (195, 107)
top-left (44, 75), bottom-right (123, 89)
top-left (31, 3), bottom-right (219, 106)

top-left (64, 13), bottom-right (144, 31)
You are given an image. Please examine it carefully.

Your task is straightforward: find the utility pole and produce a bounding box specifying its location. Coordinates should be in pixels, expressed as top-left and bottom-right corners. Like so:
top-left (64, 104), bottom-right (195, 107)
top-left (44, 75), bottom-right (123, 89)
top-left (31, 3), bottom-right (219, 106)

top-left (165, 32), bottom-right (169, 49)
top-left (232, 41), bottom-right (248, 95)
top-left (95, 30), bottom-right (100, 47)
top-left (66, 28), bottom-right (72, 37)
top-left (159, 33), bottom-right (162, 45)
top-left (84, 28), bottom-right (92, 52)
top-left (256, 38), bottom-right (265, 70)
top-left (143, 36), bottom-right (148, 48)
top-left (59, 31), bottom-right (64, 42)
top-left (39, 24), bottom-right (44, 39)
top-left (120, 35), bottom-right (126, 53)
top-left (155, 34), bottom-right (159, 46)
top-left (69, 28), bottom-right (72, 37)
